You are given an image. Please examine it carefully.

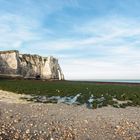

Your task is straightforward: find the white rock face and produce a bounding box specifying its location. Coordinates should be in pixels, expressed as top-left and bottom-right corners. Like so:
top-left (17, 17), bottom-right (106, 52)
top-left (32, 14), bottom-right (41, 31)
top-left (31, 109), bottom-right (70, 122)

top-left (0, 50), bottom-right (64, 80)
top-left (0, 50), bottom-right (19, 74)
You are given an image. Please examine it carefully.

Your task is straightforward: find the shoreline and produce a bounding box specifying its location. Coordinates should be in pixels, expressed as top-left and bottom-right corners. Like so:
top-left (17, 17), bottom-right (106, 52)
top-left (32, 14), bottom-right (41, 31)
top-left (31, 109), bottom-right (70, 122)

top-left (67, 80), bottom-right (140, 86)
top-left (1, 78), bottom-right (140, 85)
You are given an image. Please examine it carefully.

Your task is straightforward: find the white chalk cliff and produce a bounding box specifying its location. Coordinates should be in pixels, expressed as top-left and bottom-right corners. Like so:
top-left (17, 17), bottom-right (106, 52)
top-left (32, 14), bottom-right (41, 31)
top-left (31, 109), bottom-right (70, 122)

top-left (0, 50), bottom-right (64, 80)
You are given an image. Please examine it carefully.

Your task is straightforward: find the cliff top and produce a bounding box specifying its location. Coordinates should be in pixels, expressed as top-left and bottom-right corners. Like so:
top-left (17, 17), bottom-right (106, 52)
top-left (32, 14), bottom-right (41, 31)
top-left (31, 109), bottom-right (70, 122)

top-left (0, 50), bottom-right (57, 60)
top-left (0, 50), bottom-right (19, 54)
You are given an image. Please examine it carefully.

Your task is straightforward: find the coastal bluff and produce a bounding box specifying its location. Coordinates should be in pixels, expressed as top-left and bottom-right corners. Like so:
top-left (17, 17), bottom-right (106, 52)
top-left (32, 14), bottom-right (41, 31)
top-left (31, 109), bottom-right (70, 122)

top-left (0, 50), bottom-right (64, 80)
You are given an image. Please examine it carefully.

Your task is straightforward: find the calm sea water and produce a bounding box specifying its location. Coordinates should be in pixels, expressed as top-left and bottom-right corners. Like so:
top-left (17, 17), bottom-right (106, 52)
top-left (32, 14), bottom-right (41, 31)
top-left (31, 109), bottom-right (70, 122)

top-left (73, 79), bottom-right (140, 83)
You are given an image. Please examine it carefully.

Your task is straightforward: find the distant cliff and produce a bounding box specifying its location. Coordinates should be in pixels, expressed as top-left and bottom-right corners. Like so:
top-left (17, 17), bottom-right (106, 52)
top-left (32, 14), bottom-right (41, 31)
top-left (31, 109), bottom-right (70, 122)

top-left (0, 50), bottom-right (64, 80)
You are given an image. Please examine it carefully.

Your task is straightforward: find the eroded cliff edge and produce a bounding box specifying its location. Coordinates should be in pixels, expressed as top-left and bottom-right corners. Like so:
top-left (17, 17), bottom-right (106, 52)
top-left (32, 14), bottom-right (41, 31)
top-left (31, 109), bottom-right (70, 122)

top-left (0, 50), bottom-right (64, 80)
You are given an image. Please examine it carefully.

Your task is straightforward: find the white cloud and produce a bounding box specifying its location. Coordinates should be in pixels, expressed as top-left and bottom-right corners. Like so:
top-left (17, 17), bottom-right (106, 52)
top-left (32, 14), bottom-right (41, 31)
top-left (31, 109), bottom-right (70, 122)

top-left (0, 12), bottom-right (139, 80)
top-left (24, 16), bottom-right (140, 51)
top-left (62, 58), bottom-right (140, 80)
top-left (0, 14), bottom-right (40, 49)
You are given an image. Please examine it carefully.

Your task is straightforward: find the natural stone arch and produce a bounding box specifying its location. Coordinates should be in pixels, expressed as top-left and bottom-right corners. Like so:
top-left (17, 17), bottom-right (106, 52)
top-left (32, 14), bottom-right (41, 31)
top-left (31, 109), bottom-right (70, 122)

top-left (57, 64), bottom-right (64, 80)
top-left (58, 69), bottom-right (61, 80)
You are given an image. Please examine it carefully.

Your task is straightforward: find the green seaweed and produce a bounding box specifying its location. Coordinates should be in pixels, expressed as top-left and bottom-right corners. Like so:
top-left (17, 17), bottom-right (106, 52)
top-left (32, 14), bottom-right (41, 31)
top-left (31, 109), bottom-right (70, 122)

top-left (0, 79), bottom-right (140, 108)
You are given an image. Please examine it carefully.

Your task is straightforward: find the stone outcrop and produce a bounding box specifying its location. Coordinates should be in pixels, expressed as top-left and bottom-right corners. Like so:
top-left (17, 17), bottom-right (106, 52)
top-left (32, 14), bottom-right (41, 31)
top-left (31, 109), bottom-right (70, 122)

top-left (0, 50), bottom-right (64, 80)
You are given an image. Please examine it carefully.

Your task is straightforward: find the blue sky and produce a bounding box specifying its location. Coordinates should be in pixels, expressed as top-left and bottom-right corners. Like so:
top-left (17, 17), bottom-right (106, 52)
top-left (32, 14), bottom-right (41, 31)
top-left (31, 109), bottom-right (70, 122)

top-left (0, 0), bottom-right (140, 79)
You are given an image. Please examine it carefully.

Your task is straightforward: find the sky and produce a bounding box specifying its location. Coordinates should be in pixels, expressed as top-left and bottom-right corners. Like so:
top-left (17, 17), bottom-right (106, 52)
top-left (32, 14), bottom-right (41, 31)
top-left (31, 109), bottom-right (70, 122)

top-left (0, 0), bottom-right (140, 80)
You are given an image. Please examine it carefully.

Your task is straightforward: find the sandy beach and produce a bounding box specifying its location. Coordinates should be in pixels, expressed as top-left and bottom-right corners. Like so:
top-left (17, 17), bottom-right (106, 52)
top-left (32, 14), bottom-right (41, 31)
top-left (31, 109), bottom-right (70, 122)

top-left (0, 90), bottom-right (140, 140)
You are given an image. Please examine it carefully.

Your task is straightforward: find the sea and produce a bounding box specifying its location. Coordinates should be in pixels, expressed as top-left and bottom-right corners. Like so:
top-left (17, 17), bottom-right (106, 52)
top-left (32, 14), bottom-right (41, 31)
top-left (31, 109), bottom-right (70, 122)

top-left (73, 79), bottom-right (140, 83)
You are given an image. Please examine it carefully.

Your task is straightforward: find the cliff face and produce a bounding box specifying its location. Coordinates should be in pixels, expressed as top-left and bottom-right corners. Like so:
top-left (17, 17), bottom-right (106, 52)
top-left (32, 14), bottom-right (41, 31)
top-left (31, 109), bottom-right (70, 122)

top-left (0, 50), bottom-right (19, 75)
top-left (0, 50), bottom-right (64, 80)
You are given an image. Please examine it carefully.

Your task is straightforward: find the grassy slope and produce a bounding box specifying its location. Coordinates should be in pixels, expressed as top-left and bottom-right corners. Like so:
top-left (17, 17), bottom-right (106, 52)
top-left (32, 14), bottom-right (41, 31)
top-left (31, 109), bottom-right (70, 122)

top-left (0, 79), bottom-right (140, 108)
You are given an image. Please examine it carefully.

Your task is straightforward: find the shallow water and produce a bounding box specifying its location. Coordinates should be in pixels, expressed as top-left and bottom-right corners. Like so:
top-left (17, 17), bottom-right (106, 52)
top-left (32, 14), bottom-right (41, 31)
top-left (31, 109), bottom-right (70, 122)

top-left (21, 93), bottom-right (82, 105)
top-left (73, 79), bottom-right (140, 83)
